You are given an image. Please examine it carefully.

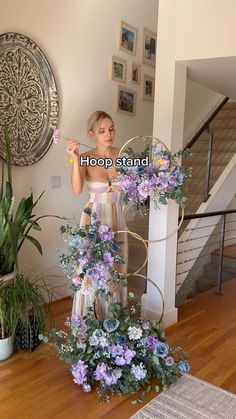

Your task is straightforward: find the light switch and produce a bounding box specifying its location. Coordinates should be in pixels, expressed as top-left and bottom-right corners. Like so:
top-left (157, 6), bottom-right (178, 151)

top-left (51, 176), bottom-right (61, 189)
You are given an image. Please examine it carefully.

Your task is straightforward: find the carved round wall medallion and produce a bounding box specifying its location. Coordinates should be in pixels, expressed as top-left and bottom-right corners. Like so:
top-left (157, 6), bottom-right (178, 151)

top-left (0, 32), bottom-right (59, 166)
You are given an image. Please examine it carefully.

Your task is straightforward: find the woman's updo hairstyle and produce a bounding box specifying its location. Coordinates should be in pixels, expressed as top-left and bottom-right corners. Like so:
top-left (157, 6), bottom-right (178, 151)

top-left (87, 111), bottom-right (114, 137)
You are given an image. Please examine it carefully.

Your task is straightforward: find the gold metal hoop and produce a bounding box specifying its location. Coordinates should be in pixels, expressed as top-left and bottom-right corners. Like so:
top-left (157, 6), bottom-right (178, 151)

top-left (121, 204), bottom-right (184, 243)
top-left (127, 274), bottom-right (164, 323)
top-left (118, 135), bottom-right (170, 155)
top-left (116, 230), bottom-right (148, 275)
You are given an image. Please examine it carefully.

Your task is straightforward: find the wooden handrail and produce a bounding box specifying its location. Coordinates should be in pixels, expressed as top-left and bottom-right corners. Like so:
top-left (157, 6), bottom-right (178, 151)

top-left (184, 96), bottom-right (229, 151)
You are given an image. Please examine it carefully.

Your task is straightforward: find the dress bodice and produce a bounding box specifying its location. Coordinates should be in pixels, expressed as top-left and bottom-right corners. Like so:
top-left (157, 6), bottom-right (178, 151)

top-left (86, 178), bottom-right (122, 204)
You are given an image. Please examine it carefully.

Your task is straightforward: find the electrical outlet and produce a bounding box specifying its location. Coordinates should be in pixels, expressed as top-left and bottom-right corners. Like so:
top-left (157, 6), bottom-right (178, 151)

top-left (51, 176), bottom-right (61, 189)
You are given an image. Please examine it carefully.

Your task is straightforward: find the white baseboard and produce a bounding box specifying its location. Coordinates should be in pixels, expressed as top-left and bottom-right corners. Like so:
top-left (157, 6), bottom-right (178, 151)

top-left (141, 305), bottom-right (178, 328)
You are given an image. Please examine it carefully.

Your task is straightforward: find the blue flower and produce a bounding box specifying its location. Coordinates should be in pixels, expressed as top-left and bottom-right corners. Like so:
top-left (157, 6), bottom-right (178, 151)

top-left (174, 170), bottom-right (185, 185)
top-left (154, 342), bottom-right (169, 358)
top-left (111, 243), bottom-right (120, 252)
top-left (103, 319), bottom-right (120, 333)
top-left (178, 360), bottom-right (190, 375)
top-left (137, 166), bottom-right (146, 174)
top-left (118, 335), bottom-right (126, 344)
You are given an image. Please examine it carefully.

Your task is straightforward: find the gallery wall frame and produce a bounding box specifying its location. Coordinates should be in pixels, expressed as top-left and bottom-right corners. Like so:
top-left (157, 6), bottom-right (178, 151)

top-left (142, 27), bottom-right (157, 67)
top-left (117, 85), bottom-right (137, 116)
top-left (130, 62), bottom-right (141, 84)
top-left (118, 21), bottom-right (137, 56)
top-left (142, 74), bottom-right (155, 102)
top-left (110, 55), bottom-right (127, 83)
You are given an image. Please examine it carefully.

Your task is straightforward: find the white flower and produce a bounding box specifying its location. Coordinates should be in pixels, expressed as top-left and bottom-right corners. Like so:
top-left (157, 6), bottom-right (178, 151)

top-left (89, 335), bottom-right (99, 346)
top-left (128, 326), bottom-right (143, 340)
top-left (81, 285), bottom-right (93, 295)
top-left (99, 337), bottom-right (109, 347)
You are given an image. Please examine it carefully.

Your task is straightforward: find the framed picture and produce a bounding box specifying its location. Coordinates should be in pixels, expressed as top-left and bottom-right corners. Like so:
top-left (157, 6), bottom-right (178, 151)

top-left (130, 62), bottom-right (141, 84)
top-left (142, 28), bottom-right (157, 67)
top-left (118, 21), bottom-right (137, 55)
top-left (117, 85), bottom-right (136, 116)
top-left (143, 75), bottom-right (155, 101)
top-left (110, 56), bottom-right (127, 82)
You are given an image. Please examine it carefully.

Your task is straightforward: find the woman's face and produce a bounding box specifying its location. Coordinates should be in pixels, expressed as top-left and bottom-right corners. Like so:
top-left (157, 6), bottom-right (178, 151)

top-left (92, 117), bottom-right (115, 147)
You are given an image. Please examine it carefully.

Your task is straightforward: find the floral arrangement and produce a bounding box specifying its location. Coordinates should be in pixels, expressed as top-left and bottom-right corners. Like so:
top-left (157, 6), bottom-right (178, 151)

top-left (59, 208), bottom-right (126, 299)
top-left (117, 142), bottom-right (191, 215)
top-left (40, 294), bottom-right (189, 403)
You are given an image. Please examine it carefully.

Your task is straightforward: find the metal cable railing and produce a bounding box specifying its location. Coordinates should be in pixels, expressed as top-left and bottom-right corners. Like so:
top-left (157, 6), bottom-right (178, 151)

top-left (176, 209), bottom-right (236, 304)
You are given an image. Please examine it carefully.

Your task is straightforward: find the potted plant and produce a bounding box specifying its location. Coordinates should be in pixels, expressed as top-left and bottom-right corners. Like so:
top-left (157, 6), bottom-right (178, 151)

top-left (0, 128), bottom-right (58, 279)
top-left (0, 280), bottom-right (14, 360)
top-left (0, 272), bottom-right (55, 359)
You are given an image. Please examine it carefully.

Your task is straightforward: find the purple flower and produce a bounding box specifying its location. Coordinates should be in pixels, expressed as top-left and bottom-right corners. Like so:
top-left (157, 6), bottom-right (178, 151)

top-left (103, 252), bottom-right (114, 268)
top-left (110, 344), bottom-right (124, 357)
top-left (72, 360), bottom-right (88, 385)
top-left (124, 349), bottom-right (136, 364)
top-left (52, 129), bottom-right (60, 144)
top-left (166, 356), bottom-right (174, 366)
top-left (145, 336), bottom-right (159, 349)
top-left (104, 371), bottom-right (118, 386)
top-left (115, 356), bottom-right (126, 366)
top-left (98, 225), bottom-right (115, 241)
top-left (137, 179), bottom-right (152, 200)
top-left (142, 321), bottom-right (150, 331)
top-left (94, 362), bottom-right (107, 380)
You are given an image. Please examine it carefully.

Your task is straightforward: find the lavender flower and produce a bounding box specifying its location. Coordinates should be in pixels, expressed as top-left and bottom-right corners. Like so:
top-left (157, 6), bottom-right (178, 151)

top-left (145, 336), bottom-right (159, 349)
top-left (124, 348), bottom-right (136, 364)
top-left (98, 225), bottom-right (115, 241)
top-left (115, 356), bottom-right (126, 366)
top-left (166, 356), bottom-right (174, 366)
top-left (94, 362), bottom-right (107, 380)
top-left (52, 129), bottom-right (60, 144)
top-left (72, 360), bottom-right (88, 385)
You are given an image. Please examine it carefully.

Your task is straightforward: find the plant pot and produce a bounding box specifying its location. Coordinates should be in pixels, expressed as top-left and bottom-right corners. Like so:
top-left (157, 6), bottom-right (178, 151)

top-left (0, 336), bottom-right (13, 360)
top-left (0, 270), bottom-right (16, 284)
top-left (15, 316), bottom-right (41, 351)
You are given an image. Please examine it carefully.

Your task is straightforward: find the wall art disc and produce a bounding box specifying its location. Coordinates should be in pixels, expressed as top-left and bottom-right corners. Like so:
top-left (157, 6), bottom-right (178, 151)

top-left (0, 32), bottom-right (59, 166)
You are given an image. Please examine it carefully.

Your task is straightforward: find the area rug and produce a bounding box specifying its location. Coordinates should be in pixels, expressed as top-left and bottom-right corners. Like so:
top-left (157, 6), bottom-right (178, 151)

top-left (130, 374), bottom-right (236, 419)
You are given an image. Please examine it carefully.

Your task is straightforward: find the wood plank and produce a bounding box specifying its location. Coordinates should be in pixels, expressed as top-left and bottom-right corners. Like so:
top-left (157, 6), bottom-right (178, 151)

top-left (0, 279), bottom-right (236, 418)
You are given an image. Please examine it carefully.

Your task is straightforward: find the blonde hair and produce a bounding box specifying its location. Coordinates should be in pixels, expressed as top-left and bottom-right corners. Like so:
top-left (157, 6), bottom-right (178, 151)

top-left (87, 111), bottom-right (114, 136)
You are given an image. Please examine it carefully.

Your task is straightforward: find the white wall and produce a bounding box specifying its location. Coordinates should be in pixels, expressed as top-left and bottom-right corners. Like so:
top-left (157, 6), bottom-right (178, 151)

top-left (176, 0), bottom-right (236, 60)
top-left (184, 80), bottom-right (223, 145)
top-left (0, 0), bottom-right (158, 296)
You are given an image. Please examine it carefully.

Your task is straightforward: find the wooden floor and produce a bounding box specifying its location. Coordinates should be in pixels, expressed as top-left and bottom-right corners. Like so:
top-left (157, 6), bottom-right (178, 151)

top-left (213, 243), bottom-right (236, 259)
top-left (1, 279), bottom-right (236, 419)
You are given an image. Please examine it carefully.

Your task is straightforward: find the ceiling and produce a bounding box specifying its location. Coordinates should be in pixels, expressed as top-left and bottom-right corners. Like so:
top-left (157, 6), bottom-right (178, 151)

top-left (180, 56), bottom-right (236, 99)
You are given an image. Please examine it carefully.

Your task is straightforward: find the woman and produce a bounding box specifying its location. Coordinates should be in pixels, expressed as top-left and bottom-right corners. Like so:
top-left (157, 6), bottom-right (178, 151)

top-left (66, 111), bottom-right (127, 319)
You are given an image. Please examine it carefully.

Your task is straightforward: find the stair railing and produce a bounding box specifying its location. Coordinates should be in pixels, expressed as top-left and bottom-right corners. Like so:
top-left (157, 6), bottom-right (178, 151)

top-left (177, 208), bottom-right (236, 301)
top-left (184, 97), bottom-right (229, 202)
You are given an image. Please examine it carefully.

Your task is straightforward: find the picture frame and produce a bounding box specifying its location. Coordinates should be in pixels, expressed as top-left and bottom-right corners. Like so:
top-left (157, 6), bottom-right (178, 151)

top-left (117, 85), bottom-right (136, 116)
top-left (142, 75), bottom-right (155, 102)
top-left (142, 28), bottom-right (157, 67)
top-left (130, 62), bottom-right (141, 84)
top-left (118, 21), bottom-right (137, 56)
top-left (110, 56), bottom-right (127, 82)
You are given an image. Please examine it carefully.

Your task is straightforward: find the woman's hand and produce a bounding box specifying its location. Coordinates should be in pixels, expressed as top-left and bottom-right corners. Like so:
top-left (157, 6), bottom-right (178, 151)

top-left (66, 140), bottom-right (80, 161)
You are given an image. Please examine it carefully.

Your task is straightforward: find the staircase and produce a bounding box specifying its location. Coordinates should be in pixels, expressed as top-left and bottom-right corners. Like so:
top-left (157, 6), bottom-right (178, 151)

top-left (187, 244), bottom-right (236, 298)
top-left (183, 101), bottom-right (236, 215)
